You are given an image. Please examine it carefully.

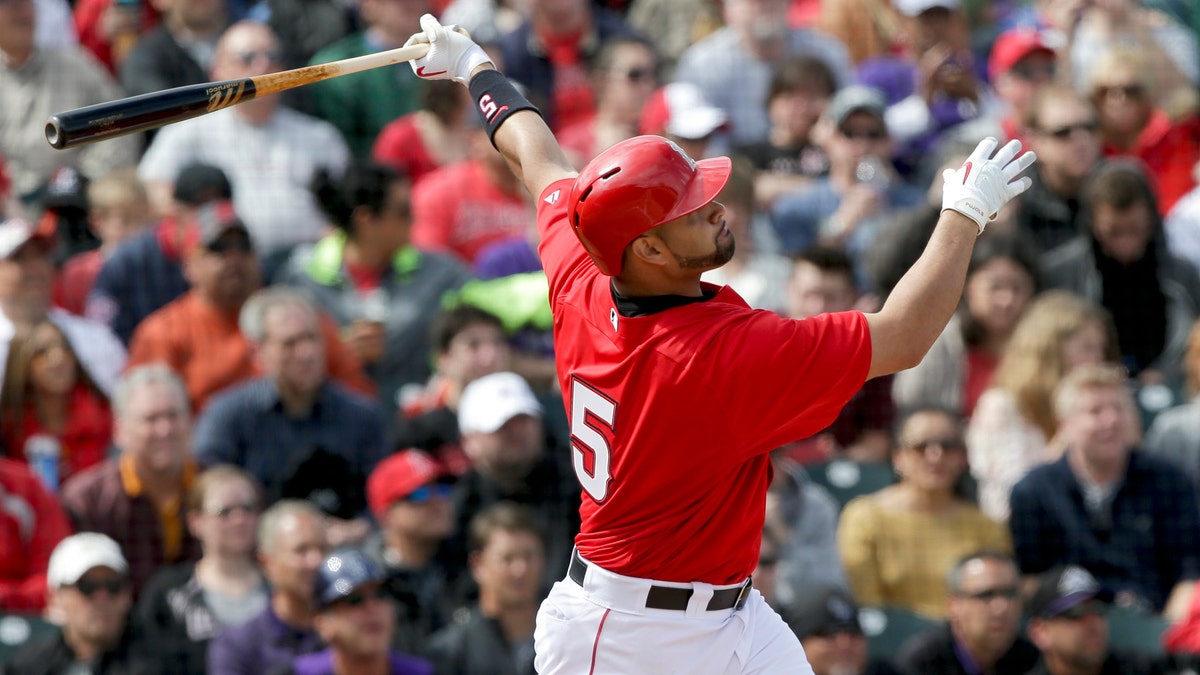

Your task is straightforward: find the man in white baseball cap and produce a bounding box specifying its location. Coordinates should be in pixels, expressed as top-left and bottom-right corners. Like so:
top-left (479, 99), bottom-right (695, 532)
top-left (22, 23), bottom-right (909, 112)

top-left (452, 372), bottom-right (578, 598)
top-left (6, 532), bottom-right (151, 673)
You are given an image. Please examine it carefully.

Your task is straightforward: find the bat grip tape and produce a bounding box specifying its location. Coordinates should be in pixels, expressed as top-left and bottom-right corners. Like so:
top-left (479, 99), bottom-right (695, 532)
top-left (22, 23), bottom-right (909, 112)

top-left (468, 69), bottom-right (541, 148)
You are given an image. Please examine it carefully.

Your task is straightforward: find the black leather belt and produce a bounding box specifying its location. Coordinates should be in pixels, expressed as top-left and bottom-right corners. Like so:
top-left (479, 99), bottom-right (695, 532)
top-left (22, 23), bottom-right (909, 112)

top-left (568, 549), bottom-right (752, 611)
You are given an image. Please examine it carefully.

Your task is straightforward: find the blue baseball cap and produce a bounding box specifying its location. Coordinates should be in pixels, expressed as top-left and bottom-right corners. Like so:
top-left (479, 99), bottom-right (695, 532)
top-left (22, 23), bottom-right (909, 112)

top-left (313, 549), bottom-right (386, 609)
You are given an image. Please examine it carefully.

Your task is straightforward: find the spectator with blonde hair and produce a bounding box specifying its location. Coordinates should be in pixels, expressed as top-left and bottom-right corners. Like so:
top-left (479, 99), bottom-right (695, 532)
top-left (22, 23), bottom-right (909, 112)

top-left (55, 168), bottom-right (153, 316)
top-left (134, 464), bottom-right (268, 674)
top-left (1087, 46), bottom-right (1200, 216)
top-left (1009, 363), bottom-right (1200, 619)
top-left (967, 290), bottom-right (1119, 522)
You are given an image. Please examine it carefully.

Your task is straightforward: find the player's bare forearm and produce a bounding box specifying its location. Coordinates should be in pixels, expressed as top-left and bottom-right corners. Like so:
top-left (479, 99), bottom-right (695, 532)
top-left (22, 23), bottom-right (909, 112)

top-left (470, 64), bottom-right (577, 201)
top-left (865, 210), bottom-right (978, 379)
top-left (866, 137), bottom-right (1036, 380)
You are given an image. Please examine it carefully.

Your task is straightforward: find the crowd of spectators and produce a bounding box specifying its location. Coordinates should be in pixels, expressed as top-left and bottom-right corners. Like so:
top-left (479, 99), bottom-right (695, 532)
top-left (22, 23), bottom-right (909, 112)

top-left (2, 0), bottom-right (1200, 673)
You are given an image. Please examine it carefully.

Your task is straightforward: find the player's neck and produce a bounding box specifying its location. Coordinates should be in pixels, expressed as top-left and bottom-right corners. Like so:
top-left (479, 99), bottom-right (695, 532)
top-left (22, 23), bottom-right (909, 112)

top-left (612, 271), bottom-right (704, 299)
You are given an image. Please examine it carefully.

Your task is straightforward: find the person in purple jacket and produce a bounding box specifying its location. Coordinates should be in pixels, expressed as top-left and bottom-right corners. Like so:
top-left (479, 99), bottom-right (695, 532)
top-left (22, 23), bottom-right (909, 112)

top-left (271, 548), bottom-right (434, 675)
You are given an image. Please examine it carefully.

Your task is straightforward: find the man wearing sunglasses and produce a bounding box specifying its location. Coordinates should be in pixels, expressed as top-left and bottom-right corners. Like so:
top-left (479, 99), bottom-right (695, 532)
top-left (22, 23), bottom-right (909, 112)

top-left (4, 533), bottom-right (151, 674)
top-left (274, 548), bottom-right (433, 675)
top-left (771, 85), bottom-right (924, 268)
top-left (895, 551), bottom-right (1039, 675)
top-left (1025, 565), bottom-right (1163, 675)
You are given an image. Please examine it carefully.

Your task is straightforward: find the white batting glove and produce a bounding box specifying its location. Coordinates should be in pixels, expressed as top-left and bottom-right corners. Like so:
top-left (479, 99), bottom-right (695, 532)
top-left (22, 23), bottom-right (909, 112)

top-left (404, 13), bottom-right (492, 85)
top-left (941, 137), bottom-right (1037, 233)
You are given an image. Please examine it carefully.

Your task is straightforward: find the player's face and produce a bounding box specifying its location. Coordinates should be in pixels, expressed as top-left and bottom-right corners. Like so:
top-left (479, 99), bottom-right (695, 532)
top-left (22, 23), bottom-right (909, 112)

top-left (655, 200), bottom-right (734, 272)
top-left (893, 410), bottom-right (967, 494)
top-left (947, 558), bottom-right (1022, 657)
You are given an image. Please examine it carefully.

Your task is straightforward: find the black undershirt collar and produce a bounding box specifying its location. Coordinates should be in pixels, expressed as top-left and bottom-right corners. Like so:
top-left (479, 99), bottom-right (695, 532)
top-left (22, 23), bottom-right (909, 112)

top-left (610, 280), bottom-right (717, 318)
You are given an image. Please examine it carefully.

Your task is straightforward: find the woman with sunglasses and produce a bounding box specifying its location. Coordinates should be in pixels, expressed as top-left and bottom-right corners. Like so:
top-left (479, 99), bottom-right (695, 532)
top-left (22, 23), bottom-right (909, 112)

top-left (133, 464), bottom-right (268, 675)
top-left (837, 406), bottom-right (1011, 619)
top-left (1086, 46), bottom-right (1200, 216)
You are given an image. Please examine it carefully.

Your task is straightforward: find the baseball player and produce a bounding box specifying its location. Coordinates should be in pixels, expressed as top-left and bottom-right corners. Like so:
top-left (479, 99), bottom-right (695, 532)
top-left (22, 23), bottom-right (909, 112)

top-left (404, 14), bottom-right (1036, 675)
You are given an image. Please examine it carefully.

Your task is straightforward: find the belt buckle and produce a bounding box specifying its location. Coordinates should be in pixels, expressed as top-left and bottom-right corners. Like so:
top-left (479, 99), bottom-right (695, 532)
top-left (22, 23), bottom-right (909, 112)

top-left (734, 577), bottom-right (752, 610)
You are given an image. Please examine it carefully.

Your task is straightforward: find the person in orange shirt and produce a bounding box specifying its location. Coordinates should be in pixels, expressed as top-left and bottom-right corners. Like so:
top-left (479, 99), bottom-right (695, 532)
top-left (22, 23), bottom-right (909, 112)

top-left (125, 200), bottom-right (373, 411)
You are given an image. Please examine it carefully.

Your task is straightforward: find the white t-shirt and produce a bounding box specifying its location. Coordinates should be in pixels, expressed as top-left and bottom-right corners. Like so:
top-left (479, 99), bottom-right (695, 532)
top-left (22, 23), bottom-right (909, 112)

top-left (138, 107), bottom-right (350, 255)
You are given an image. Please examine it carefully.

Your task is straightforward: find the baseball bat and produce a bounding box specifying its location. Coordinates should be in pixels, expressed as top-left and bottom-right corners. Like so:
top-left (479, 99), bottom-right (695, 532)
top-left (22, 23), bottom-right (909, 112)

top-left (45, 42), bottom-right (431, 150)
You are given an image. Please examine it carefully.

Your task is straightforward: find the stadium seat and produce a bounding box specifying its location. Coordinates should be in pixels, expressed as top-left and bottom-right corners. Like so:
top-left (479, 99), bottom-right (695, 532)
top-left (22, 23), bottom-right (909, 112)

top-left (858, 605), bottom-right (939, 662)
top-left (805, 459), bottom-right (895, 511)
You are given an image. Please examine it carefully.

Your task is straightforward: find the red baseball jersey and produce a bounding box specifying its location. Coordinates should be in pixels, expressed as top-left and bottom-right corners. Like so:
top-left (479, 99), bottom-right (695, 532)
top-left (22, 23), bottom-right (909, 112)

top-left (537, 178), bottom-right (872, 585)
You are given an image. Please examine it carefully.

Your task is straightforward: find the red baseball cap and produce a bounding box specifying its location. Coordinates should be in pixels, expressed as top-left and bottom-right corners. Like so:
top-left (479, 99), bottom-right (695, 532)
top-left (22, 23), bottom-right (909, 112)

top-left (988, 28), bottom-right (1055, 82)
top-left (366, 449), bottom-right (442, 518)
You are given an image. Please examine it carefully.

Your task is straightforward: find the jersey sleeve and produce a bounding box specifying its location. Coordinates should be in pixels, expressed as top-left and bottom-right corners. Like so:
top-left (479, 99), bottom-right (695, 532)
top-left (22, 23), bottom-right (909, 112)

top-left (536, 178), bottom-right (594, 301)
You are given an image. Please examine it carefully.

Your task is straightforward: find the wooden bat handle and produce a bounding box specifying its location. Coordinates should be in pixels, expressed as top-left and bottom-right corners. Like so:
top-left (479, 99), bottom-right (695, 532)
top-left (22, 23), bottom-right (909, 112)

top-left (45, 42), bottom-right (431, 150)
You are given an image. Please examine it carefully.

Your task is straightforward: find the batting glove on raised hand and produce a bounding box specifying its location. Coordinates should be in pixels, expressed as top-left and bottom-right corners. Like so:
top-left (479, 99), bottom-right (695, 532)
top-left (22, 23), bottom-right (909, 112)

top-left (941, 137), bottom-right (1037, 233)
top-left (405, 13), bottom-right (492, 85)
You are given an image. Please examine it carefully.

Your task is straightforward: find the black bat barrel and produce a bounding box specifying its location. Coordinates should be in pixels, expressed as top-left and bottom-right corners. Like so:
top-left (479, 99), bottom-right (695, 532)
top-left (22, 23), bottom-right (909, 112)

top-left (45, 78), bottom-right (258, 150)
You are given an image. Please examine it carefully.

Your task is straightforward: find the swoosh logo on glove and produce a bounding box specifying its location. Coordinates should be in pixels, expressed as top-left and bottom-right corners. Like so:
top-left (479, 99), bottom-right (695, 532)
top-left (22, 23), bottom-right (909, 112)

top-left (416, 65), bottom-right (446, 77)
top-left (962, 161), bottom-right (973, 184)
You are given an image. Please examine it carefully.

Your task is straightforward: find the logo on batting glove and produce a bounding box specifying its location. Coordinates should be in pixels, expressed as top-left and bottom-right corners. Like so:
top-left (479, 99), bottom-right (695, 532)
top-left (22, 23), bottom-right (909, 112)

top-left (416, 66), bottom-right (446, 77)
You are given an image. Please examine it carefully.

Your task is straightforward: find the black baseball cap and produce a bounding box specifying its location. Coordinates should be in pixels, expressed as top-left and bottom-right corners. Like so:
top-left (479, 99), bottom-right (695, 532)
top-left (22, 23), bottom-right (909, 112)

top-left (173, 163), bottom-right (232, 207)
top-left (313, 548), bottom-right (386, 609)
top-left (785, 585), bottom-right (863, 640)
top-left (1027, 565), bottom-right (1114, 619)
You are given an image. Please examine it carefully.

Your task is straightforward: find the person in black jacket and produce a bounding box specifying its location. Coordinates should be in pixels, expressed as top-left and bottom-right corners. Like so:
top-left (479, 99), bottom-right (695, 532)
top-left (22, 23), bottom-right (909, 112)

top-left (424, 502), bottom-right (545, 675)
top-left (3, 533), bottom-right (152, 675)
top-left (1024, 565), bottom-right (1170, 675)
top-left (894, 551), bottom-right (1040, 675)
top-left (132, 465), bottom-right (268, 675)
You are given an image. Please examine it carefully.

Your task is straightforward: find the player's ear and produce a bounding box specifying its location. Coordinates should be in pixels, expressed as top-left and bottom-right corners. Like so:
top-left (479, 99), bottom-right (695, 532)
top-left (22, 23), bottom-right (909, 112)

top-left (627, 234), bottom-right (669, 268)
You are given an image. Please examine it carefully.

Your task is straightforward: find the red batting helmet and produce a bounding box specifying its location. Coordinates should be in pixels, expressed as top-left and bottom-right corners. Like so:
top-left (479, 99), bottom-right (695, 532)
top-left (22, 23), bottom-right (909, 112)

top-left (568, 135), bottom-right (731, 276)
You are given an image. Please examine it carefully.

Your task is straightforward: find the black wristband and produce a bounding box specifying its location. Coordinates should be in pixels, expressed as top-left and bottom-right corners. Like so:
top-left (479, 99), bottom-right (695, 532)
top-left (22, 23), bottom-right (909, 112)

top-left (468, 69), bottom-right (541, 147)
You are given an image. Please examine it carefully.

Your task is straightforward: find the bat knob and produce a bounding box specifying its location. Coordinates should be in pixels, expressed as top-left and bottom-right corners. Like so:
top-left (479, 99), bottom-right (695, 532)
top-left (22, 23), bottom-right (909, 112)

top-left (45, 117), bottom-right (67, 150)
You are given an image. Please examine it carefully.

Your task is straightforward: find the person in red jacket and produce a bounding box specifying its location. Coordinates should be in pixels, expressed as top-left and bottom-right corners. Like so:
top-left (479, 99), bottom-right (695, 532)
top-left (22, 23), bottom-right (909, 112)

top-left (1, 320), bottom-right (113, 484)
top-left (0, 457), bottom-right (73, 612)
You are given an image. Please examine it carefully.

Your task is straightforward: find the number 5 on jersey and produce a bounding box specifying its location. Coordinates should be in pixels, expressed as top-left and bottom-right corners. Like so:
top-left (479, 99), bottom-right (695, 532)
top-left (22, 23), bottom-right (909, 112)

top-left (570, 379), bottom-right (615, 502)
